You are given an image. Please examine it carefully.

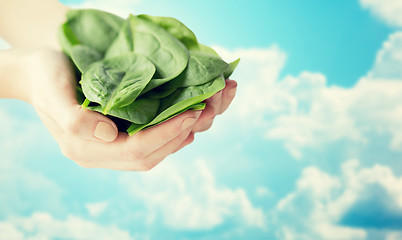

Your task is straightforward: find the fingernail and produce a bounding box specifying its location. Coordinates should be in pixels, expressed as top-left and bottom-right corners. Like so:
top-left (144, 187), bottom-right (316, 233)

top-left (181, 117), bottom-right (198, 130)
top-left (228, 87), bottom-right (237, 98)
top-left (94, 121), bottom-right (117, 142)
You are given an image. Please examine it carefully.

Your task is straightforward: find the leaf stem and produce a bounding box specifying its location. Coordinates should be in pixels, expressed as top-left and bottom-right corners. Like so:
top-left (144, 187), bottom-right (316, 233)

top-left (82, 98), bottom-right (91, 109)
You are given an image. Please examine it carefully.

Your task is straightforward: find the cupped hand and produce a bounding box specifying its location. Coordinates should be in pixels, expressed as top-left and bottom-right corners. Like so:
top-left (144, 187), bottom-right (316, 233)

top-left (25, 49), bottom-right (236, 171)
top-left (191, 79), bottom-right (237, 134)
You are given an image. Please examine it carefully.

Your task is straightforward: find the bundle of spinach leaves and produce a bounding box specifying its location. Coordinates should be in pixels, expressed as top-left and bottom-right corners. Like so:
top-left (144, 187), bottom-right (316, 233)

top-left (59, 9), bottom-right (239, 135)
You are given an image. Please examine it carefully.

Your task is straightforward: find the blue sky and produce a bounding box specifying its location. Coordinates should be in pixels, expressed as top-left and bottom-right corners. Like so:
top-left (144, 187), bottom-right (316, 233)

top-left (1, 0), bottom-right (402, 239)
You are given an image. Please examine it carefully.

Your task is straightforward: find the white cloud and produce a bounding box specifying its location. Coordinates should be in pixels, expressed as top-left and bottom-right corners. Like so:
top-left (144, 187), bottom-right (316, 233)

top-left (0, 107), bottom-right (65, 215)
top-left (256, 186), bottom-right (273, 197)
top-left (214, 31), bottom-right (402, 158)
top-left (0, 99), bottom-right (133, 240)
top-left (369, 32), bottom-right (402, 79)
top-left (1, 212), bottom-right (133, 240)
top-left (214, 45), bottom-right (287, 124)
top-left (0, 222), bottom-right (24, 240)
top-left (359, 0), bottom-right (402, 27)
top-left (85, 201), bottom-right (109, 217)
top-left (275, 159), bottom-right (402, 240)
top-left (387, 232), bottom-right (402, 240)
top-left (120, 159), bottom-right (265, 230)
top-left (0, 166), bottom-right (64, 216)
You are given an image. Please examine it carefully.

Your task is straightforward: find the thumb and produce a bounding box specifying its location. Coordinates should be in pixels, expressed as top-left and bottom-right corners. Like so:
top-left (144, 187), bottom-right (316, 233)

top-left (62, 105), bottom-right (118, 142)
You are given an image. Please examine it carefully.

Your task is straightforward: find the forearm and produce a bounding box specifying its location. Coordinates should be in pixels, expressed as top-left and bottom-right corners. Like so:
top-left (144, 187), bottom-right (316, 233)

top-left (0, 0), bottom-right (68, 49)
top-left (0, 49), bottom-right (34, 102)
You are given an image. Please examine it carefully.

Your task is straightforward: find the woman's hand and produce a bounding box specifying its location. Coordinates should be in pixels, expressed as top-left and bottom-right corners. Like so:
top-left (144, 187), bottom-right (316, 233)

top-left (192, 79), bottom-right (237, 133)
top-left (0, 48), bottom-right (236, 171)
top-left (0, 0), bottom-right (237, 171)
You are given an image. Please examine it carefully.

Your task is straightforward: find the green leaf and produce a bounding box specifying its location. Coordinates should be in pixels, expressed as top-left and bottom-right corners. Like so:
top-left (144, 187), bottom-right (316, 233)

top-left (138, 14), bottom-right (199, 50)
top-left (223, 58), bottom-right (240, 79)
top-left (162, 51), bottom-right (229, 89)
top-left (58, 22), bottom-right (80, 56)
top-left (104, 19), bottom-right (133, 59)
top-left (127, 102), bottom-right (206, 135)
top-left (81, 53), bottom-right (156, 114)
top-left (88, 97), bottom-right (160, 124)
top-left (141, 86), bottom-right (177, 99)
top-left (137, 15), bottom-right (221, 58)
top-left (70, 45), bottom-right (103, 72)
top-left (127, 75), bottom-right (225, 135)
top-left (129, 15), bottom-right (189, 92)
top-left (66, 9), bottom-right (124, 54)
top-left (195, 43), bottom-right (220, 57)
top-left (58, 9), bottom-right (240, 135)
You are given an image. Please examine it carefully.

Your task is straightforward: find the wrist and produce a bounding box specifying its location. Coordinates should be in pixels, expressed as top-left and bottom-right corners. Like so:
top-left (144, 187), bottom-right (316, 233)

top-left (0, 48), bottom-right (35, 103)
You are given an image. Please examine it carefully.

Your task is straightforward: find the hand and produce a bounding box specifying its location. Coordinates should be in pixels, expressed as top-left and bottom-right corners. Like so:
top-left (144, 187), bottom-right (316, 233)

top-left (17, 49), bottom-right (236, 171)
top-left (170, 79), bottom-right (237, 153)
top-left (0, 0), bottom-right (238, 171)
top-left (191, 79), bottom-right (237, 134)
top-left (20, 49), bottom-right (202, 171)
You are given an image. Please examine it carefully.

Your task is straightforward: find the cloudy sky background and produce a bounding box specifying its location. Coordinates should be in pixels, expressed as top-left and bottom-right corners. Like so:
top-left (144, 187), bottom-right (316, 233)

top-left (1, 0), bottom-right (402, 239)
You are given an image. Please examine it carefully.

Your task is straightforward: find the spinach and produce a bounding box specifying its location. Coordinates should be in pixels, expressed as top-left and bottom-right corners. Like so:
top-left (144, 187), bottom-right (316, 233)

top-left (224, 58), bottom-right (241, 79)
top-left (104, 19), bottom-right (133, 59)
top-left (81, 53), bottom-right (156, 114)
top-left (65, 9), bottom-right (124, 54)
top-left (69, 45), bottom-right (102, 72)
top-left (127, 75), bottom-right (225, 135)
top-left (138, 14), bottom-right (199, 50)
top-left (59, 9), bottom-right (239, 135)
top-left (161, 51), bottom-right (229, 89)
top-left (88, 97), bottom-right (160, 124)
top-left (129, 15), bottom-right (189, 92)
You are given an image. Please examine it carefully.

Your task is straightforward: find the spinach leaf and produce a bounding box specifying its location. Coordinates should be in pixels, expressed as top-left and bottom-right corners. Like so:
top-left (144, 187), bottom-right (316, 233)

top-left (66, 9), bottom-right (124, 54)
top-left (70, 45), bottom-right (102, 72)
top-left (127, 75), bottom-right (225, 135)
top-left (141, 86), bottom-right (178, 99)
top-left (161, 51), bottom-right (229, 89)
top-left (104, 19), bottom-right (133, 59)
top-left (58, 22), bottom-right (80, 56)
top-left (195, 43), bottom-right (220, 57)
top-left (138, 14), bottom-right (199, 50)
top-left (223, 58), bottom-right (240, 79)
top-left (160, 75), bottom-right (225, 110)
top-left (127, 102), bottom-right (206, 135)
top-left (59, 9), bottom-right (239, 135)
top-left (138, 15), bottom-right (219, 57)
top-left (81, 53), bottom-right (156, 114)
top-left (88, 97), bottom-right (160, 125)
top-left (129, 15), bottom-right (189, 92)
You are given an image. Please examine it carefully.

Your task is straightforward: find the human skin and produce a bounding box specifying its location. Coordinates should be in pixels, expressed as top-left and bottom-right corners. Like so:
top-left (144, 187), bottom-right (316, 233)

top-left (0, 0), bottom-right (237, 171)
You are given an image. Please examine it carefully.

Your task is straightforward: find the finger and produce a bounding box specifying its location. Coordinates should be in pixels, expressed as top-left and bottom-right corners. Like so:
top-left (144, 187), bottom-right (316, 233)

top-left (204, 90), bottom-right (222, 115)
top-left (87, 128), bottom-right (194, 171)
top-left (192, 80), bottom-right (238, 133)
top-left (36, 103), bottom-right (127, 167)
top-left (37, 99), bottom-right (118, 142)
top-left (57, 111), bottom-right (202, 170)
top-left (217, 79), bottom-right (237, 115)
top-left (33, 53), bottom-right (118, 142)
top-left (35, 107), bottom-right (67, 144)
top-left (54, 105), bottom-right (119, 142)
top-left (138, 129), bottom-right (195, 171)
top-left (68, 107), bottom-right (118, 142)
top-left (129, 110), bottom-right (202, 156)
top-left (172, 132), bottom-right (195, 153)
top-left (192, 104), bottom-right (215, 133)
top-left (57, 132), bottom-right (130, 166)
